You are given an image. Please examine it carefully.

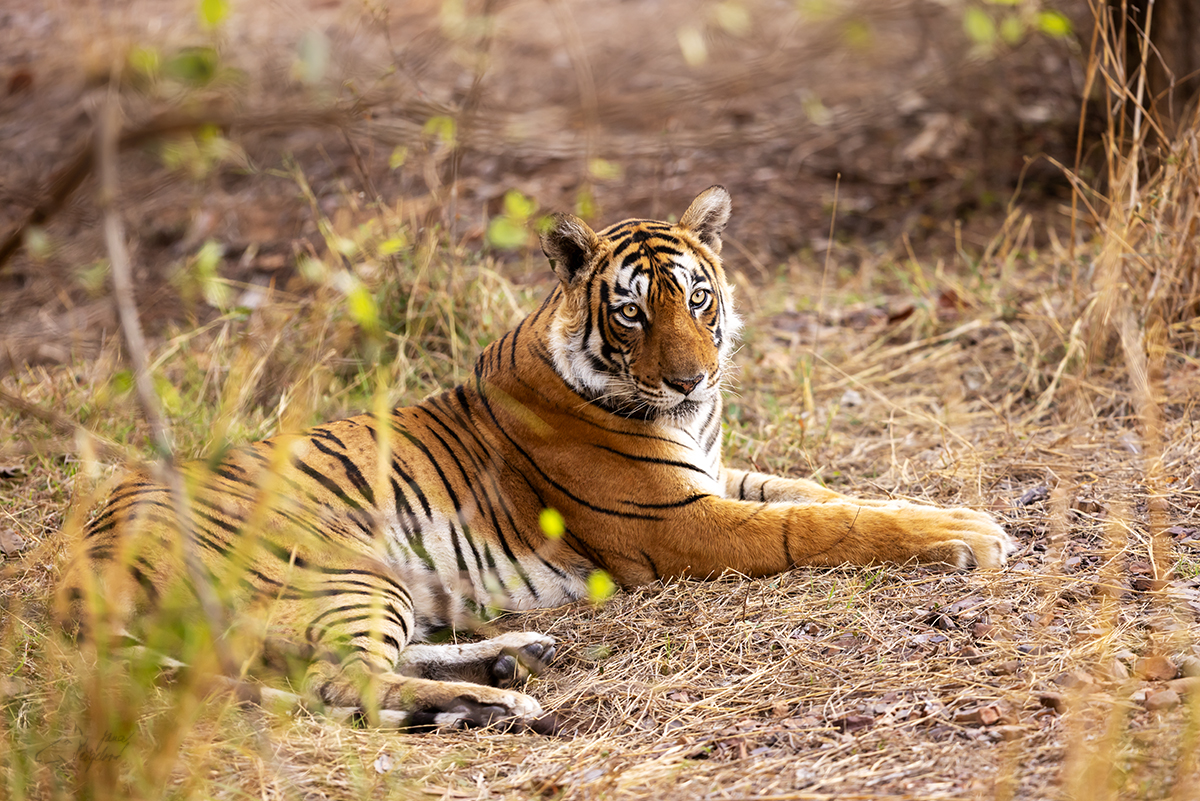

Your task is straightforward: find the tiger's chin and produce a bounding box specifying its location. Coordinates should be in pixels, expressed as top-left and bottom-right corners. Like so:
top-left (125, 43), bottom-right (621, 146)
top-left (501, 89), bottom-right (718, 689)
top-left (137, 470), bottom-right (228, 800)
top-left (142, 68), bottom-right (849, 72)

top-left (662, 398), bottom-right (704, 420)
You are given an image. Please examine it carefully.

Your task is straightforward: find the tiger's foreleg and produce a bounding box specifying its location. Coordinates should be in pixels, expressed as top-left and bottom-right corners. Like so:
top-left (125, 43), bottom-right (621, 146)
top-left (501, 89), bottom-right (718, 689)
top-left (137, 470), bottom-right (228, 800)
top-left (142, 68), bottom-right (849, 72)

top-left (725, 468), bottom-right (865, 504)
top-left (722, 468), bottom-right (1001, 537)
top-left (636, 494), bottom-right (1017, 580)
top-left (724, 468), bottom-right (898, 507)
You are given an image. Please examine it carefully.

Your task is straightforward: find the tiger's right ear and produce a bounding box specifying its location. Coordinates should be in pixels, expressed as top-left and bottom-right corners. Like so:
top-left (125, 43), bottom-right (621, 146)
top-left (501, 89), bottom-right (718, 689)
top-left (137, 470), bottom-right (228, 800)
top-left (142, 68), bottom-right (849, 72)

top-left (540, 213), bottom-right (599, 286)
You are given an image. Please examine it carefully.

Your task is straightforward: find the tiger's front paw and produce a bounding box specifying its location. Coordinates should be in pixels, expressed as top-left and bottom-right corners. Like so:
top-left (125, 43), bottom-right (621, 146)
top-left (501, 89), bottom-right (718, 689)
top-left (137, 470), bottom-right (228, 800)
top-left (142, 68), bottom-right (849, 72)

top-left (489, 632), bottom-right (557, 688)
top-left (904, 505), bottom-right (1017, 569)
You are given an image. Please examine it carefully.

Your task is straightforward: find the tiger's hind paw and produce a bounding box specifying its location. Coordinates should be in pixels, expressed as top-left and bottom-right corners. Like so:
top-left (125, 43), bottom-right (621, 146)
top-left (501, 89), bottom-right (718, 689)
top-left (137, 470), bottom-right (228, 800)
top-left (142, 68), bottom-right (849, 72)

top-left (408, 685), bottom-right (551, 732)
top-left (395, 631), bottom-right (557, 687)
top-left (490, 633), bottom-right (557, 688)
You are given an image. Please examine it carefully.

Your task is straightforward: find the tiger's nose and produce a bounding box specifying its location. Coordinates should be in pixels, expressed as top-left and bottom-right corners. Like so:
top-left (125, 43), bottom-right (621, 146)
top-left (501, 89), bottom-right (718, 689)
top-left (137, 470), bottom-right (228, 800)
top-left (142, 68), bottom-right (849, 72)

top-left (664, 374), bottom-right (704, 395)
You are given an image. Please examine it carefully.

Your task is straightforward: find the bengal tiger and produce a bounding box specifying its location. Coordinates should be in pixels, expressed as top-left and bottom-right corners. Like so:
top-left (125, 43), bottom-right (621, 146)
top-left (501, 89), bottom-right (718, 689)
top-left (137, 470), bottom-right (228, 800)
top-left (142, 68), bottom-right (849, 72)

top-left (58, 186), bottom-right (1015, 732)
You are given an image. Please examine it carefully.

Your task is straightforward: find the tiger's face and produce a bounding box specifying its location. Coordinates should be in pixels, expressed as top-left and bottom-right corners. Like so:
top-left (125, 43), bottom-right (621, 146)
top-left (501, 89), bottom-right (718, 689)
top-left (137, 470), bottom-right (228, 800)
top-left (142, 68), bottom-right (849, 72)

top-left (540, 186), bottom-right (740, 421)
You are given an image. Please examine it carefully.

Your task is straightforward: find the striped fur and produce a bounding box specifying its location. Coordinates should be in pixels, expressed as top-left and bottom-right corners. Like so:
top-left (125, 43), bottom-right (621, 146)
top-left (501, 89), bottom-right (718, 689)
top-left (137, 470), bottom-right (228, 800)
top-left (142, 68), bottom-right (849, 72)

top-left (58, 186), bottom-right (1015, 731)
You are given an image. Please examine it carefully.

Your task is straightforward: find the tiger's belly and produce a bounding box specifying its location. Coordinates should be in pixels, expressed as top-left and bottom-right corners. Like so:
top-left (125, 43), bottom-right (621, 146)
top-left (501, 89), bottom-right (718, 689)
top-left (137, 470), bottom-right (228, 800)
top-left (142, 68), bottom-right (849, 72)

top-left (378, 508), bottom-right (592, 629)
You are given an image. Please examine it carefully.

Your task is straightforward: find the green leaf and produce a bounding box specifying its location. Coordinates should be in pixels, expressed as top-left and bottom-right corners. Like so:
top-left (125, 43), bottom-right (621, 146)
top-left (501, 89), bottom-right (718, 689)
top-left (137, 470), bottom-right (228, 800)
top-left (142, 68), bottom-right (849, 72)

top-left (713, 1), bottom-right (751, 36)
top-left (198, 0), bottom-right (230, 29)
top-left (487, 217), bottom-right (527, 250)
top-left (587, 570), bottom-right (616, 603)
top-left (163, 47), bottom-right (219, 86)
top-left (575, 187), bottom-right (597, 220)
top-left (111, 370), bottom-right (135, 397)
top-left (346, 283), bottom-right (379, 331)
top-left (128, 46), bottom-right (161, 77)
top-left (801, 92), bottom-right (832, 126)
top-left (422, 116), bottom-right (457, 148)
top-left (297, 255), bottom-right (326, 283)
top-left (24, 226), bottom-right (50, 258)
top-left (587, 158), bottom-right (623, 181)
top-left (963, 7), bottom-right (996, 46)
top-left (999, 14), bottom-right (1024, 45)
top-left (195, 240), bottom-right (232, 309)
top-left (201, 278), bottom-right (233, 309)
top-left (155, 376), bottom-right (184, 416)
top-left (388, 146), bottom-right (409, 170)
top-left (77, 260), bottom-right (110, 295)
top-left (1036, 11), bottom-right (1072, 38)
top-left (539, 508), bottom-right (565, 540)
top-left (795, 0), bottom-right (834, 20)
top-left (195, 240), bottom-right (222, 278)
top-left (502, 189), bottom-right (537, 221)
top-left (377, 236), bottom-right (408, 256)
top-left (842, 20), bottom-right (873, 49)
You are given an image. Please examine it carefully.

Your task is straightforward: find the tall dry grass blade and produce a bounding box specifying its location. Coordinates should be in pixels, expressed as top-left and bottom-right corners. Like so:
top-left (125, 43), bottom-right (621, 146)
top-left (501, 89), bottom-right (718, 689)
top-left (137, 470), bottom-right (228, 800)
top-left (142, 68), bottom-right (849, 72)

top-left (98, 89), bottom-right (234, 675)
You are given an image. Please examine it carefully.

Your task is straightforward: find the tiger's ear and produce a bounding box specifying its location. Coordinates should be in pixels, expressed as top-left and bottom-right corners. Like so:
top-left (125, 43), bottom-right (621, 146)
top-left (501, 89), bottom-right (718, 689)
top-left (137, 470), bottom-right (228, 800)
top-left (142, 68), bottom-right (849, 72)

top-left (540, 213), bottom-right (599, 286)
top-left (679, 185), bottom-right (731, 254)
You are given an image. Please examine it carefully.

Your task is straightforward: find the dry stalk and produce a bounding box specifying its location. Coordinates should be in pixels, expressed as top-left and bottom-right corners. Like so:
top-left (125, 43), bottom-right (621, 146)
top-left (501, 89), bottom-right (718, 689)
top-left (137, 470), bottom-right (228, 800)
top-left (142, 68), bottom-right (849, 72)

top-left (92, 90), bottom-right (316, 796)
top-left (94, 79), bottom-right (236, 697)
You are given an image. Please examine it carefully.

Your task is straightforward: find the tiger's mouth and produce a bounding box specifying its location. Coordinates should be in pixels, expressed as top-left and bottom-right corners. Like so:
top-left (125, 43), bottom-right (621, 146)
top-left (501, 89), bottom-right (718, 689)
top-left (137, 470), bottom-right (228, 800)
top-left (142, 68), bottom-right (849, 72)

top-left (597, 399), bottom-right (702, 422)
top-left (588, 384), bottom-right (709, 421)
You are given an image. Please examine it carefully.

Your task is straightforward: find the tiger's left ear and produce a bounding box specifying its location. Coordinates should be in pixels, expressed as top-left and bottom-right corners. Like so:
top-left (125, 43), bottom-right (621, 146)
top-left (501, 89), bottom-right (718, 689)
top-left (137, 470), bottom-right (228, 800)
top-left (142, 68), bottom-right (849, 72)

top-left (679, 185), bottom-right (732, 254)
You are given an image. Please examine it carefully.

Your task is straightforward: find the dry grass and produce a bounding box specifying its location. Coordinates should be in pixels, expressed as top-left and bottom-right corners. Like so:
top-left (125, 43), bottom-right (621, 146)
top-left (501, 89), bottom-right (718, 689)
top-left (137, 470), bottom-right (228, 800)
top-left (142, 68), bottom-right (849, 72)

top-left (2, 0), bottom-right (1200, 799)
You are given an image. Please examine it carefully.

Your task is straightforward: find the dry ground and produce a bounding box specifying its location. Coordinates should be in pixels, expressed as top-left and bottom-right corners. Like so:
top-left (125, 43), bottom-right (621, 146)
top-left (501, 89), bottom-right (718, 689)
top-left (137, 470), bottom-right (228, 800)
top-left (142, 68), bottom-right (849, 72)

top-left (3, 1), bottom-right (1200, 800)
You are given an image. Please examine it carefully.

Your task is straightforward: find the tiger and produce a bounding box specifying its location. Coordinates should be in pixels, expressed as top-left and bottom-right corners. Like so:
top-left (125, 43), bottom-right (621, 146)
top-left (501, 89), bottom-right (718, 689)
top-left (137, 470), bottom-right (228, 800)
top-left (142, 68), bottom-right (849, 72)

top-left (58, 186), bottom-right (1015, 732)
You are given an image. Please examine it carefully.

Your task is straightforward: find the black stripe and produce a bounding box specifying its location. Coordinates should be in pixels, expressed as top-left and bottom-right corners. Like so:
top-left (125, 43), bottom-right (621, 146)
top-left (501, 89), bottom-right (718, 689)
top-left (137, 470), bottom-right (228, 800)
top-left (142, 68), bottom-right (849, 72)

top-left (389, 476), bottom-right (435, 569)
top-left (387, 448), bottom-right (433, 519)
top-left (350, 631), bottom-right (402, 653)
top-left (622, 493), bottom-right (708, 510)
top-left (307, 603), bottom-right (410, 643)
top-left (310, 427), bottom-right (347, 449)
top-left (308, 438), bottom-right (376, 506)
top-left (291, 455), bottom-right (366, 511)
top-left (592, 444), bottom-right (714, 478)
top-left (641, 549), bottom-right (661, 580)
top-left (435, 391), bottom-right (539, 596)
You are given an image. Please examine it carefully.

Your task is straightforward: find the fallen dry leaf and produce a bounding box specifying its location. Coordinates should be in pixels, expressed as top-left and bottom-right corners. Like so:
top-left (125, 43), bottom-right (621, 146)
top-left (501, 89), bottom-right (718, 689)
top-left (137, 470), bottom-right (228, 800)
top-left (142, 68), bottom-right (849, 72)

top-left (0, 529), bottom-right (29, 557)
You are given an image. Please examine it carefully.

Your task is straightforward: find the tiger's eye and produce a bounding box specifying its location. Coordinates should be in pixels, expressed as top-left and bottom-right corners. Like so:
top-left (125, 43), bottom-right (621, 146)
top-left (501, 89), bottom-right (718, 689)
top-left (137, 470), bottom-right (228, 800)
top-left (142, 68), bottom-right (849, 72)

top-left (690, 289), bottom-right (709, 306)
top-left (620, 303), bottom-right (640, 319)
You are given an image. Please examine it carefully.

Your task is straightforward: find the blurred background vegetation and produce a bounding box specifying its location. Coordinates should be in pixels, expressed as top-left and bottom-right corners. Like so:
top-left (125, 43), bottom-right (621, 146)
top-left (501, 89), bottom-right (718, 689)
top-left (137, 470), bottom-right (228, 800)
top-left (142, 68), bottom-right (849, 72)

top-left (0, 0), bottom-right (1103, 374)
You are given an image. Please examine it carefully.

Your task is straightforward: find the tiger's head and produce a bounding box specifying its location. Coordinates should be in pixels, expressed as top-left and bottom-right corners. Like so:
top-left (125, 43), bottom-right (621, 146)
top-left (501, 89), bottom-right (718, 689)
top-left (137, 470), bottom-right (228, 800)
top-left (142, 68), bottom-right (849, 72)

top-left (539, 186), bottom-right (740, 421)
